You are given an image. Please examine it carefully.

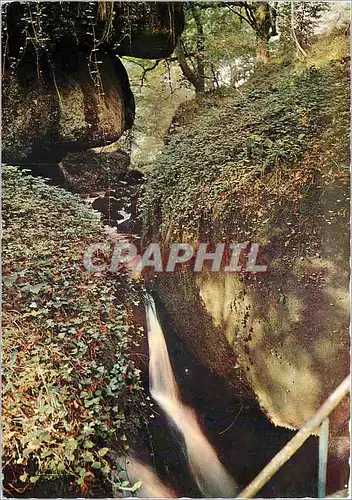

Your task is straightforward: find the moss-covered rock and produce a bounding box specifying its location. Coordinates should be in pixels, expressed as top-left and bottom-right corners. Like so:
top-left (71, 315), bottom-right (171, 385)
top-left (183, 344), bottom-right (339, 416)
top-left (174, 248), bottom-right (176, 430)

top-left (60, 144), bottom-right (130, 194)
top-left (2, 53), bottom-right (128, 169)
top-left (1, 2), bottom-right (184, 168)
top-left (142, 55), bottom-right (350, 491)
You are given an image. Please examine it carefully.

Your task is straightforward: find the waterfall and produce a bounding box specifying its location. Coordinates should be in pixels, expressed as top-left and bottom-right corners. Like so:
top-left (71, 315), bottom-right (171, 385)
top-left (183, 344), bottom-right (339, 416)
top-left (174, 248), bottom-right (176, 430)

top-left (123, 455), bottom-right (176, 498)
top-left (145, 294), bottom-right (238, 498)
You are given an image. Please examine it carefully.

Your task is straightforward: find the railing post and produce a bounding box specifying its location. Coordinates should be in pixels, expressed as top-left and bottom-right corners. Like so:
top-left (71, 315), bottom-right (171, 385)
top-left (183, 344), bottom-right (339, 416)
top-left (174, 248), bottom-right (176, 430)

top-left (318, 417), bottom-right (329, 498)
top-left (238, 375), bottom-right (350, 499)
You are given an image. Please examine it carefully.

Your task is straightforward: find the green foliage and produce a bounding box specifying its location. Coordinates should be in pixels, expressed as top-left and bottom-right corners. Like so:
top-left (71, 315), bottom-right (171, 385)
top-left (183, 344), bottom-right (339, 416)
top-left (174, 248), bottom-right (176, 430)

top-left (122, 57), bottom-right (193, 170)
top-left (121, 4), bottom-right (258, 170)
top-left (277, 2), bottom-right (330, 58)
top-left (201, 6), bottom-right (256, 61)
top-left (181, 4), bottom-right (256, 88)
top-left (2, 167), bottom-right (145, 496)
top-left (302, 27), bottom-right (350, 69)
top-left (141, 58), bottom-right (349, 244)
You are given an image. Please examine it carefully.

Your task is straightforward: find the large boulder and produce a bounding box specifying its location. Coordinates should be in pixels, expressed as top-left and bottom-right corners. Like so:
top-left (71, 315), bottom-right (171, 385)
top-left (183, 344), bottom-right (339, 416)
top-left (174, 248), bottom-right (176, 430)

top-left (2, 2), bottom-right (184, 61)
top-left (142, 56), bottom-right (350, 493)
top-left (60, 144), bottom-right (130, 193)
top-left (1, 1), bottom-right (184, 170)
top-left (113, 3), bottom-right (185, 59)
top-left (2, 53), bottom-right (129, 168)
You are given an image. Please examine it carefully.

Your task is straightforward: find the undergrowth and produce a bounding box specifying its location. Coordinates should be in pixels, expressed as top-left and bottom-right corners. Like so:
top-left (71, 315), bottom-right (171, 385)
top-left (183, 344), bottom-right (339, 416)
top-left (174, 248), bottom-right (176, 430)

top-left (2, 166), bottom-right (146, 497)
top-left (141, 54), bottom-right (349, 247)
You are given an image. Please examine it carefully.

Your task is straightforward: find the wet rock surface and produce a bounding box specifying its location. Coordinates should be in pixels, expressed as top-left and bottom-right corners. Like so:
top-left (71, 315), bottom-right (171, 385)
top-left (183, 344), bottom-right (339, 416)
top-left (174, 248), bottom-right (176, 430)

top-left (83, 170), bottom-right (146, 235)
top-left (60, 146), bottom-right (130, 193)
top-left (149, 296), bottom-right (320, 498)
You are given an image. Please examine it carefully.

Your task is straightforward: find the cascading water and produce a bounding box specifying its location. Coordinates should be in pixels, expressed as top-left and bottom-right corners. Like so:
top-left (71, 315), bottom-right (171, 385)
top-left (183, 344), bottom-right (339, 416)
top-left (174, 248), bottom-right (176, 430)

top-left (122, 455), bottom-right (176, 498)
top-left (145, 294), bottom-right (238, 498)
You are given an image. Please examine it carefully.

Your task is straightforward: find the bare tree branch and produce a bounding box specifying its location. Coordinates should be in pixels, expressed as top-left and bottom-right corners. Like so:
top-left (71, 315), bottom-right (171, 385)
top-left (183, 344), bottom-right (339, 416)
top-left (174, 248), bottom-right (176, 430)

top-left (140, 59), bottom-right (162, 87)
top-left (290, 0), bottom-right (308, 59)
top-left (225, 4), bottom-right (257, 31)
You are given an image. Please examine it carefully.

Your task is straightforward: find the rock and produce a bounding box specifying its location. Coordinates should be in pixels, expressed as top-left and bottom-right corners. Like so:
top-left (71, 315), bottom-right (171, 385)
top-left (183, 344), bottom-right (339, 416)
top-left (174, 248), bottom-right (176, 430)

top-left (125, 169), bottom-right (146, 186)
top-left (2, 51), bottom-right (129, 169)
top-left (113, 3), bottom-right (184, 59)
top-left (60, 145), bottom-right (130, 193)
top-left (154, 218), bottom-right (350, 491)
top-left (91, 195), bottom-right (125, 224)
top-left (142, 57), bottom-right (350, 493)
top-left (2, 2), bottom-right (184, 62)
top-left (2, 1), bottom-right (184, 170)
top-left (80, 167), bottom-right (145, 234)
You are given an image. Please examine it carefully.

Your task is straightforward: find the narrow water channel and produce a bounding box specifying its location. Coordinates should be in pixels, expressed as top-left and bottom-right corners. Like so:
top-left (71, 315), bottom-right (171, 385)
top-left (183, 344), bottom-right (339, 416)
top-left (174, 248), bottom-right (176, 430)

top-left (145, 294), bottom-right (238, 498)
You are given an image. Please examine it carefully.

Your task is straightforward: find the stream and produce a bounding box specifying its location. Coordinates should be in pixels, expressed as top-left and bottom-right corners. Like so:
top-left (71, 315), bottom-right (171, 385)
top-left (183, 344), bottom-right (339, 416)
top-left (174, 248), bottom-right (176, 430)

top-left (117, 293), bottom-right (320, 498)
top-left (145, 294), bottom-right (238, 497)
top-left (32, 171), bottom-right (320, 498)
top-left (81, 186), bottom-right (320, 498)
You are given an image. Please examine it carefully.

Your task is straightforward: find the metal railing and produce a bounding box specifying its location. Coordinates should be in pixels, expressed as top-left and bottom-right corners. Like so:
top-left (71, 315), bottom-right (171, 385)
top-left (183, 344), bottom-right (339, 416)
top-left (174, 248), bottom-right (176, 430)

top-left (238, 375), bottom-right (350, 499)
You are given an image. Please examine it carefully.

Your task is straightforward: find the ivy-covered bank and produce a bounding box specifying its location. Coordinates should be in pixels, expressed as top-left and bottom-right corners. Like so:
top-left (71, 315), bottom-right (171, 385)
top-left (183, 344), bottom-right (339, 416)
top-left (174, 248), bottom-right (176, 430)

top-left (140, 33), bottom-right (350, 494)
top-left (142, 40), bottom-right (349, 246)
top-left (2, 167), bottom-right (146, 497)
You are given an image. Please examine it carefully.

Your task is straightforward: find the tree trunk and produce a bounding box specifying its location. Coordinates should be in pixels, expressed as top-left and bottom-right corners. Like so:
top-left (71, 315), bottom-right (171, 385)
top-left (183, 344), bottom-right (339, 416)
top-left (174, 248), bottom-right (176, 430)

top-left (253, 2), bottom-right (273, 65)
top-left (290, 0), bottom-right (308, 60)
top-left (256, 37), bottom-right (270, 65)
top-left (190, 4), bottom-right (206, 91)
top-left (175, 39), bottom-right (204, 93)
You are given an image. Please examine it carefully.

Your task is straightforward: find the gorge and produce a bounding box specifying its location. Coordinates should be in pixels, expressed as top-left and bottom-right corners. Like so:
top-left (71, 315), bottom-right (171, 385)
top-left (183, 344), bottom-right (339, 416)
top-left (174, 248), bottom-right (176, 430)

top-left (2, 2), bottom-right (350, 498)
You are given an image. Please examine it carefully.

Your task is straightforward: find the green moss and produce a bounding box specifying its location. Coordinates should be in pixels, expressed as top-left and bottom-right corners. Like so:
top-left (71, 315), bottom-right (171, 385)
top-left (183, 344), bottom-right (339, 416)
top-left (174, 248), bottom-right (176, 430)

top-left (141, 58), bottom-right (349, 245)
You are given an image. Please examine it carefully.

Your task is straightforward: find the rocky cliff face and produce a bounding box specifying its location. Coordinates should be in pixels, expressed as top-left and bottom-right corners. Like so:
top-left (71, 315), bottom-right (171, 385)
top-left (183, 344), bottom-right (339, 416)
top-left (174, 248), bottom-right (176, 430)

top-left (142, 52), bottom-right (350, 492)
top-left (2, 1), bottom-right (184, 174)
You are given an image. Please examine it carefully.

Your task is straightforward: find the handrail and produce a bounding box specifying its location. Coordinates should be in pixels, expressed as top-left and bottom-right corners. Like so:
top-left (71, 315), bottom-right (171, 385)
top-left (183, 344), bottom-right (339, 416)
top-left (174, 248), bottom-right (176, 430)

top-left (238, 375), bottom-right (350, 499)
top-left (318, 416), bottom-right (329, 498)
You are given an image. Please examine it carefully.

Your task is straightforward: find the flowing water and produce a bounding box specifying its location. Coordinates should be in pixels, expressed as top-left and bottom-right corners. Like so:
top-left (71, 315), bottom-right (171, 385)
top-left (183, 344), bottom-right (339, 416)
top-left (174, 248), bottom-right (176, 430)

top-left (144, 294), bottom-right (238, 498)
top-left (123, 455), bottom-right (177, 498)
